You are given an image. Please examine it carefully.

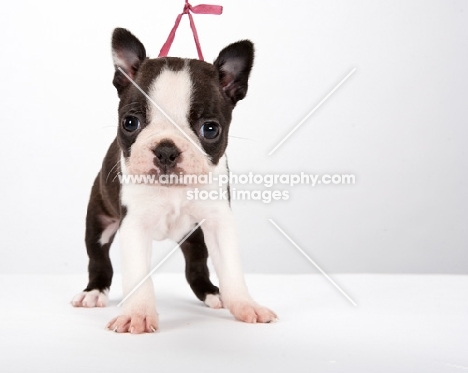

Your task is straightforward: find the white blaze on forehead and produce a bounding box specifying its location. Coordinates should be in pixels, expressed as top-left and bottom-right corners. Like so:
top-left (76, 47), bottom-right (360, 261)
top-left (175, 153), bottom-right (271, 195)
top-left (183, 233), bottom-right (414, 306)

top-left (147, 65), bottom-right (194, 134)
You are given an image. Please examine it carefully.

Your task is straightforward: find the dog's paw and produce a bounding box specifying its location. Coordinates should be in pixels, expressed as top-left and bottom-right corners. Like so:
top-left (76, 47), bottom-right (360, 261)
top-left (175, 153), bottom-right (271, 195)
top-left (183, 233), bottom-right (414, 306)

top-left (228, 301), bottom-right (278, 323)
top-left (71, 290), bottom-right (108, 308)
top-left (204, 293), bottom-right (223, 309)
top-left (106, 312), bottom-right (159, 334)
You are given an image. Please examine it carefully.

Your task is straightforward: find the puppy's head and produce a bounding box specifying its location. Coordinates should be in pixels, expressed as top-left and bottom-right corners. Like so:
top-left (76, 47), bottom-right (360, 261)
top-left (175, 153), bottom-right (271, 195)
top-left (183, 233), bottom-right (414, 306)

top-left (111, 28), bottom-right (254, 181)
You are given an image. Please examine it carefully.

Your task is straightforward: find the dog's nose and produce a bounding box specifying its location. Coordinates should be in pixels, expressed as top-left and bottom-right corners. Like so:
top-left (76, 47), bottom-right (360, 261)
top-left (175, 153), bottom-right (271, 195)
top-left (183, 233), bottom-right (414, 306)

top-left (153, 141), bottom-right (180, 169)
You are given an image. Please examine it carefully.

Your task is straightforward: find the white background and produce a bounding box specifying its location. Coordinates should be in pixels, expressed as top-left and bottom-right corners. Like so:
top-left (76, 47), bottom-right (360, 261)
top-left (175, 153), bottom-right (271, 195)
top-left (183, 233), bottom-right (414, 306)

top-left (0, 0), bottom-right (466, 275)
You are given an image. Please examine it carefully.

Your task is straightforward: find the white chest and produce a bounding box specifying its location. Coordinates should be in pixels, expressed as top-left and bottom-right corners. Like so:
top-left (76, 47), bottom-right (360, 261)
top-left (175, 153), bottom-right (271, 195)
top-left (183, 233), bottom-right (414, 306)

top-left (121, 184), bottom-right (198, 242)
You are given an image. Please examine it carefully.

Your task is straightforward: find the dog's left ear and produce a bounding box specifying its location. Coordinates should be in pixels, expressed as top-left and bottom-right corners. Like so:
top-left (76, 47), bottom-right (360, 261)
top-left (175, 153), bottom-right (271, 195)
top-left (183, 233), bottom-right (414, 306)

top-left (214, 40), bottom-right (254, 105)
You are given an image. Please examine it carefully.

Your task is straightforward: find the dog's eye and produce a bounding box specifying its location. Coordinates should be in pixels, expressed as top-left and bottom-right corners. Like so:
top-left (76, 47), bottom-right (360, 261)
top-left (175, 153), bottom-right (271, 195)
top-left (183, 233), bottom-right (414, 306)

top-left (200, 121), bottom-right (220, 140)
top-left (122, 116), bottom-right (140, 132)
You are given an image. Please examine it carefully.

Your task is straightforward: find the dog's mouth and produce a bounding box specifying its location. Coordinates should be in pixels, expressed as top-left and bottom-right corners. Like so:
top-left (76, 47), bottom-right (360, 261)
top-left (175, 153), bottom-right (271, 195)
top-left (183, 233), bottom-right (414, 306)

top-left (146, 168), bottom-right (190, 187)
top-left (150, 166), bottom-right (178, 176)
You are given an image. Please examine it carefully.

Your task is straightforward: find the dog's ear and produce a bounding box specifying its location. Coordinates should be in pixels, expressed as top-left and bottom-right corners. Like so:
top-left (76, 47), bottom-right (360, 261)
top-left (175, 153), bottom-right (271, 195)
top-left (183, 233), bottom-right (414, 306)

top-left (111, 28), bottom-right (146, 96)
top-left (214, 40), bottom-right (254, 105)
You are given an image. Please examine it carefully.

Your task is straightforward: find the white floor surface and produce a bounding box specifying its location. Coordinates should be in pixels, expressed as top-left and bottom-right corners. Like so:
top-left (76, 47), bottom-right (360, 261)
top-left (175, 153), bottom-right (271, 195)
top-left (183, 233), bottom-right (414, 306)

top-left (0, 274), bottom-right (467, 373)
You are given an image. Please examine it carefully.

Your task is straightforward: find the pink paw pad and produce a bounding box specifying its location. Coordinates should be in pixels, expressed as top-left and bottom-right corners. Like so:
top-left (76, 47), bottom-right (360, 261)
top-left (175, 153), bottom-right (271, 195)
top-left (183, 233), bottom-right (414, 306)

top-left (106, 313), bottom-right (159, 334)
top-left (229, 302), bottom-right (278, 323)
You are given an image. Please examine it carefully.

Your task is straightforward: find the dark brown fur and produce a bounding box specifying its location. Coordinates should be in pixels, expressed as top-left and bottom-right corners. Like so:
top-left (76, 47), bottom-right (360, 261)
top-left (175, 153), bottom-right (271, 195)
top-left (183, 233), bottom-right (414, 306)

top-left (80, 28), bottom-right (254, 302)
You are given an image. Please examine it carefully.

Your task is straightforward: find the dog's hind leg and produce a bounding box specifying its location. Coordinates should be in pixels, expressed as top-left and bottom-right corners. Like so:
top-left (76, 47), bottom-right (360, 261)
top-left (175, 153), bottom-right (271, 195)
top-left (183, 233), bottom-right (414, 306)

top-left (180, 226), bottom-right (222, 309)
top-left (72, 174), bottom-right (119, 308)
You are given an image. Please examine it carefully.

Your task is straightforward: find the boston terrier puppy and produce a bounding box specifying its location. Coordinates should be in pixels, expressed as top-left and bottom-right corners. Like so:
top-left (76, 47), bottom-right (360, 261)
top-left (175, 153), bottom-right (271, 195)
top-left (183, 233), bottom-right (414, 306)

top-left (71, 28), bottom-right (277, 333)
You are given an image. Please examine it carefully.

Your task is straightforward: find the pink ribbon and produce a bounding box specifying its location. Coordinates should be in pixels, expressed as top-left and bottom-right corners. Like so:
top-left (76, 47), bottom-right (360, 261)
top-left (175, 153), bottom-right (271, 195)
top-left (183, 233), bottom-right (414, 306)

top-left (158, 0), bottom-right (223, 61)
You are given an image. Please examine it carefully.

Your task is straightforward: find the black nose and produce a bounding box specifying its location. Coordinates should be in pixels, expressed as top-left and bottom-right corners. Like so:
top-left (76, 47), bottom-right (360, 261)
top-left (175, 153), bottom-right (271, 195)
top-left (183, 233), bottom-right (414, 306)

top-left (153, 141), bottom-right (180, 169)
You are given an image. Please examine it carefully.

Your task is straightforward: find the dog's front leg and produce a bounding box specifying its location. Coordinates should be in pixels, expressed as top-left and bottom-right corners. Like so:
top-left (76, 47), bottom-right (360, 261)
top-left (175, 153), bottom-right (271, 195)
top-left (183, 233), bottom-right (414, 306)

top-left (202, 208), bottom-right (277, 323)
top-left (106, 216), bottom-right (158, 333)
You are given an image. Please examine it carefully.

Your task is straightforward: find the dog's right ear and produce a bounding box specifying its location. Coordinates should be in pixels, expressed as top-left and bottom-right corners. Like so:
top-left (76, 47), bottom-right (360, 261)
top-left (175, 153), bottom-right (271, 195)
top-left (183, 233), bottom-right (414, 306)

top-left (111, 28), bottom-right (146, 96)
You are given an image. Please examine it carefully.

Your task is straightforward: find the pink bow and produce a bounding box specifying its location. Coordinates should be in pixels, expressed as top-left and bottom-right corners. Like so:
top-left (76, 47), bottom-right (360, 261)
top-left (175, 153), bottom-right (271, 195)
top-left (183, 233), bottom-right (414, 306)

top-left (158, 0), bottom-right (223, 61)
